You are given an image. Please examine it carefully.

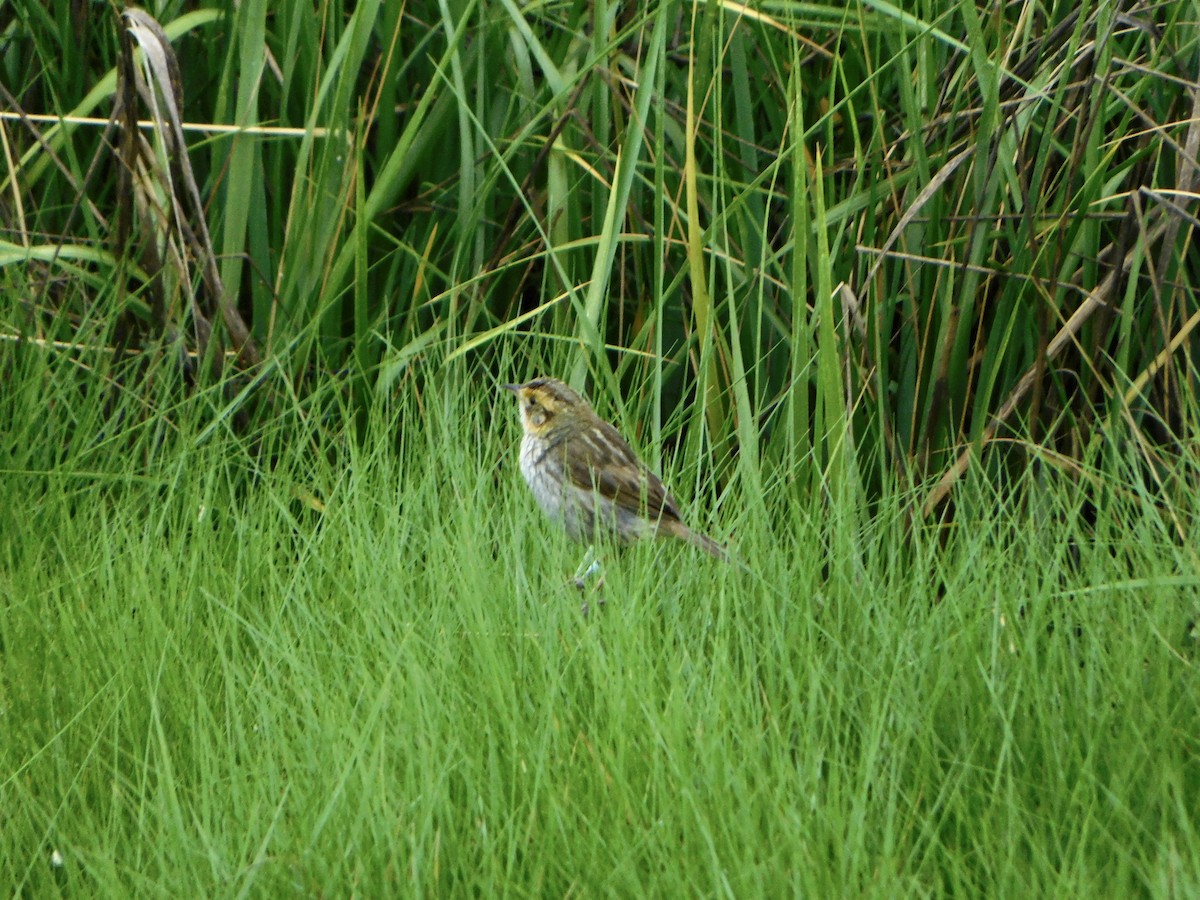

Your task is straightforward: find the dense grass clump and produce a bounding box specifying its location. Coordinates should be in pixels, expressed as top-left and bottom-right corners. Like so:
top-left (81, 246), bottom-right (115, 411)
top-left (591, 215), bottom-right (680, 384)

top-left (2, 353), bottom-right (1197, 895)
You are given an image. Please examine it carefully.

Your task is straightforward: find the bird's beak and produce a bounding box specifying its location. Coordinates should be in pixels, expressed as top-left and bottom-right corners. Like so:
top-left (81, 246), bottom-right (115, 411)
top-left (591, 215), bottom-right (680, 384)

top-left (501, 383), bottom-right (522, 394)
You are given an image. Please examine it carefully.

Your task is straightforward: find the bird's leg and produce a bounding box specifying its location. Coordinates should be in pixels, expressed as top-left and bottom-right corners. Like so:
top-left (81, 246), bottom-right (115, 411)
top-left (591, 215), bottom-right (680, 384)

top-left (571, 545), bottom-right (605, 615)
top-left (571, 544), bottom-right (602, 588)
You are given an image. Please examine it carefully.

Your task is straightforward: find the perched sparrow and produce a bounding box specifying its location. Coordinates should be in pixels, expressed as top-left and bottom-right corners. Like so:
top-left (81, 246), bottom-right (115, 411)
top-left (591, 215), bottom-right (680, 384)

top-left (502, 377), bottom-right (725, 559)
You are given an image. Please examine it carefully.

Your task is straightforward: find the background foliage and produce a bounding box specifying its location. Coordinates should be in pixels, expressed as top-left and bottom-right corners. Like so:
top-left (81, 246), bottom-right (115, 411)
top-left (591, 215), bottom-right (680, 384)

top-left (5, 0), bottom-right (1197, 504)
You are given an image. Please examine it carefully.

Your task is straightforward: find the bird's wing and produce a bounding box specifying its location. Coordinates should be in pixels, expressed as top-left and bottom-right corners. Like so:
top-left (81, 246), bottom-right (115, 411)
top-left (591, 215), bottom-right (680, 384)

top-left (563, 418), bottom-right (684, 523)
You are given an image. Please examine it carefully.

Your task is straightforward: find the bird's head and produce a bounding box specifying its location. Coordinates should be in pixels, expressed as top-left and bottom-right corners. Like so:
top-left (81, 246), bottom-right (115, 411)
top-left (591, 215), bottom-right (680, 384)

top-left (502, 377), bottom-right (590, 437)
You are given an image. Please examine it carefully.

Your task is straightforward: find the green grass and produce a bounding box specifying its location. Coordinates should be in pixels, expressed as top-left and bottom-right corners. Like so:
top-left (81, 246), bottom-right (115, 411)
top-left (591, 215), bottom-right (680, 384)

top-left (2, 362), bottom-right (1197, 896)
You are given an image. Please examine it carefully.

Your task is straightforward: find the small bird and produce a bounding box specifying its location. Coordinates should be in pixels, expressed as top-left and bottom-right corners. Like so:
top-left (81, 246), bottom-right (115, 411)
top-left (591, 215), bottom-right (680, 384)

top-left (502, 377), bottom-right (725, 559)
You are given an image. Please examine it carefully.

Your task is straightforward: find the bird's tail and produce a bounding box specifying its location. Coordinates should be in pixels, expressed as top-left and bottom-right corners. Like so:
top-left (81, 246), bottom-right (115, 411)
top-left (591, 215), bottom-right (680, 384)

top-left (683, 527), bottom-right (728, 561)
